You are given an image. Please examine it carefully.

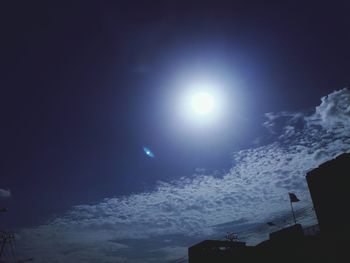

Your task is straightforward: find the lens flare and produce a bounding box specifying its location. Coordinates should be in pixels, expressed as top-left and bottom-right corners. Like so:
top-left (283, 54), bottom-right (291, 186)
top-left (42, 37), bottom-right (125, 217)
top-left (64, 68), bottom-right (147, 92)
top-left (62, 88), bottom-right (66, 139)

top-left (143, 147), bottom-right (155, 158)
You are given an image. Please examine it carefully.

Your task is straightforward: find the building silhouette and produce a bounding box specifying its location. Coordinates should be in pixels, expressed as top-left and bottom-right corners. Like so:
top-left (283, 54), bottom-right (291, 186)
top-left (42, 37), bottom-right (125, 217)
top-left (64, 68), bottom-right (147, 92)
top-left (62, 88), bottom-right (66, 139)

top-left (188, 153), bottom-right (350, 263)
top-left (306, 153), bottom-right (350, 239)
top-left (188, 240), bottom-right (254, 263)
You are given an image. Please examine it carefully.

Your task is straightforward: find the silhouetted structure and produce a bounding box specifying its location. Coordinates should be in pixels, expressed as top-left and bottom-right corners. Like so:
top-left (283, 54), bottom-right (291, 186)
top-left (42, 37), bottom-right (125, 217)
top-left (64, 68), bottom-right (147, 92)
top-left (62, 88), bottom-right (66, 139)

top-left (0, 231), bottom-right (15, 261)
top-left (303, 224), bottom-right (320, 236)
top-left (306, 153), bottom-right (350, 239)
top-left (269, 223), bottom-right (303, 241)
top-left (1, 208), bottom-right (34, 262)
top-left (188, 153), bottom-right (350, 263)
top-left (188, 240), bottom-right (254, 263)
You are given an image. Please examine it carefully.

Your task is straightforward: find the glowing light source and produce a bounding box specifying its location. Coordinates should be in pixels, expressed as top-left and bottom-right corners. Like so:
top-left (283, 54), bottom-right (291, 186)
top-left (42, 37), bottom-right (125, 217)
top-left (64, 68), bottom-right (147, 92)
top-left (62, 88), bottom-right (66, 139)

top-left (191, 92), bottom-right (214, 114)
top-left (176, 77), bottom-right (227, 127)
top-left (143, 147), bottom-right (155, 158)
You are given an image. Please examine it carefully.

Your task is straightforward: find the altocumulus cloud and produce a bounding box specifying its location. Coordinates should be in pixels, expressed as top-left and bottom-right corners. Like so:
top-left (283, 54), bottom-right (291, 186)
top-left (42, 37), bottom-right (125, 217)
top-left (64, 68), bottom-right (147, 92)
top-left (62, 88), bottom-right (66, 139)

top-left (17, 89), bottom-right (350, 263)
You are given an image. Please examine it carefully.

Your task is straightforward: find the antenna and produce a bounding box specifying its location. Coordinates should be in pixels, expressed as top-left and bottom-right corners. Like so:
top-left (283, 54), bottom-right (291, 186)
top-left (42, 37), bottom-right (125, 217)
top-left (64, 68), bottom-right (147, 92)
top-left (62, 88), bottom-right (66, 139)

top-left (225, 232), bottom-right (239, 242)
top-left (1, 207), bottom-right (34, 262)
top-left (0, 231), bottom-right (15, 261)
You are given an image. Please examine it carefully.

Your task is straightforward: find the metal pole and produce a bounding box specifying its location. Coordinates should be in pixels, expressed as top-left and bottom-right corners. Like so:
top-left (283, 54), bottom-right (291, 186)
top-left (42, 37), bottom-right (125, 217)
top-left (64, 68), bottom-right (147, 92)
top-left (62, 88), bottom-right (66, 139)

top-left (0, 236), bottom-right (7, 260)
top-left (290, 200), bottom-right (297, 224)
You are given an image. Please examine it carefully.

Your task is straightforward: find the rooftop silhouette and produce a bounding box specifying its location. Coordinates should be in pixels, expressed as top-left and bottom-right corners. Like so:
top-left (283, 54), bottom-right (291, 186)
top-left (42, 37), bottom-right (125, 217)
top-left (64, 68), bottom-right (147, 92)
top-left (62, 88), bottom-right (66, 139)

top-left (188, 153), bottom-right (350, 263)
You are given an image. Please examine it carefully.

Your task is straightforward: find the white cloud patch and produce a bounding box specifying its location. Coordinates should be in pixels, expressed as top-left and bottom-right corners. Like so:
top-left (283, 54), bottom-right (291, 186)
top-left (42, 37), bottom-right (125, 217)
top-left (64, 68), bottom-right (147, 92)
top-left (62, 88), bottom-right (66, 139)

top-left (0, 188), bottom-right (11, 198)
top-left (16, 89), bottom-right (350, 262)
top-left (308, 88), bottom-right (350, 130)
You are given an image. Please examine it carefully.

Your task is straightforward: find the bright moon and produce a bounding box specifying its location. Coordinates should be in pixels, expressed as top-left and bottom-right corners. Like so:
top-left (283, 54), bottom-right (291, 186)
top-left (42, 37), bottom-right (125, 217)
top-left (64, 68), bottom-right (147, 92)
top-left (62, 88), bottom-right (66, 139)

top-left (191, 92), bottom-right (214, 114)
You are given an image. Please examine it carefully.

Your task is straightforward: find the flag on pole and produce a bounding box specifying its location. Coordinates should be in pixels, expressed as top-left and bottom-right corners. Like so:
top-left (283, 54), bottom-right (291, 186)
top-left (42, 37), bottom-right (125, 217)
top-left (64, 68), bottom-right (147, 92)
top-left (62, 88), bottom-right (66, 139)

top-left (289, 192), bottom-right (300, 203)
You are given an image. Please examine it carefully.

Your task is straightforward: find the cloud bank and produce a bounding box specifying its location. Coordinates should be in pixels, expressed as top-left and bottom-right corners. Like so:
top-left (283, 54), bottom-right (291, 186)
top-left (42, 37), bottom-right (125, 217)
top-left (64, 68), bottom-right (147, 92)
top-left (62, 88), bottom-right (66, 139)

top-left (16, 88), bottom-right (350, 263)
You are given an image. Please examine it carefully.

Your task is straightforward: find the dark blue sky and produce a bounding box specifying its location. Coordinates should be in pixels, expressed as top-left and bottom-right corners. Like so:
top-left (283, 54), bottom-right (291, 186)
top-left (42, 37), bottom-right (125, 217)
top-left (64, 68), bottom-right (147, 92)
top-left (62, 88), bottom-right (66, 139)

top-left (1, 1), bottom-right (350, 262)
top-left (1, 0), bottom-right (349, 225)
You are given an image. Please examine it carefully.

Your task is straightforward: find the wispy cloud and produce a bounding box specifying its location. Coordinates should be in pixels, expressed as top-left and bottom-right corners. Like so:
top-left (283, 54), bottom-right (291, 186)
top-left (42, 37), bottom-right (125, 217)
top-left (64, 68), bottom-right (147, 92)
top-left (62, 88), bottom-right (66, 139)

top-left (0, 188), bottom-right (11, 198)
top-left (17, 89), bottom-right (350, 262)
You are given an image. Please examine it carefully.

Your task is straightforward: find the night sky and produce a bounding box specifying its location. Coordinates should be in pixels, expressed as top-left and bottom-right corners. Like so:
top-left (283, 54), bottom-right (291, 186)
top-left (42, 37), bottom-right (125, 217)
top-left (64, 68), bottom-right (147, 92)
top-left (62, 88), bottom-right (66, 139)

top-left (1, 1), bottom-right (350, 262)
